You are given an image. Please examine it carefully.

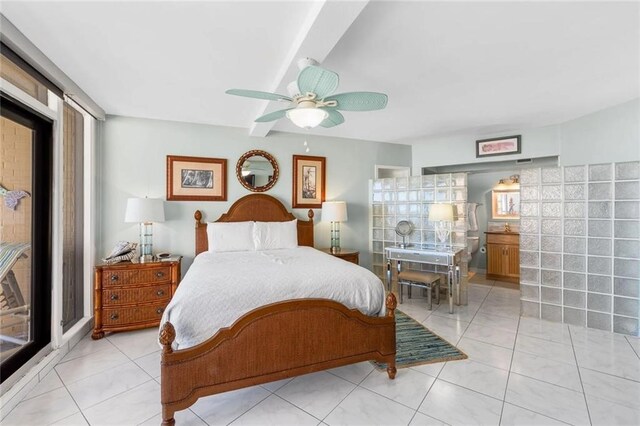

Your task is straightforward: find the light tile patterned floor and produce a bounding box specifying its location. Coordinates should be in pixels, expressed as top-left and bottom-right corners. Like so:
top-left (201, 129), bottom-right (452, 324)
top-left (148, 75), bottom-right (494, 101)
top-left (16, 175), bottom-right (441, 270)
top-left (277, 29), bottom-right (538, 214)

top-left (3, 276), bottom-right (640, 425)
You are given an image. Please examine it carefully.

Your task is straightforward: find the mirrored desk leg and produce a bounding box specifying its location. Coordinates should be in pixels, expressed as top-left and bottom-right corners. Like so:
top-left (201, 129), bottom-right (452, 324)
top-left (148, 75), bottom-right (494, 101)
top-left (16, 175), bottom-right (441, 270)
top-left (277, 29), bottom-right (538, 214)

top-left (447, 268), bottom-right (454, 314)
top-left (386, 259), bottom-right (392, 292)
top-left (455, 265), bottom-right (461, 306)
top-left (396, 260), bottom-right (403, 303)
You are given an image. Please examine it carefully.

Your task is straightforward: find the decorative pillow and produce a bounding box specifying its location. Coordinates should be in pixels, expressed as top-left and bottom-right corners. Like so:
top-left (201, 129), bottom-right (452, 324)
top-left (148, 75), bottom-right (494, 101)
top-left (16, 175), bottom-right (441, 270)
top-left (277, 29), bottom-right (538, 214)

top-left (207, 221), bottom-right (255, 252)
top-left (254, 219), bottom-right (298, 250)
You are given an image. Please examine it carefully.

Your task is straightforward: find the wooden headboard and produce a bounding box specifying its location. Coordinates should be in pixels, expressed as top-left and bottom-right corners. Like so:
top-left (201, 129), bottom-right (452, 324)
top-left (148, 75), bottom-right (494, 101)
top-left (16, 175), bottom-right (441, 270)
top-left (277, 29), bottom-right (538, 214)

top-left (194, 194), bottom-right (315, 255)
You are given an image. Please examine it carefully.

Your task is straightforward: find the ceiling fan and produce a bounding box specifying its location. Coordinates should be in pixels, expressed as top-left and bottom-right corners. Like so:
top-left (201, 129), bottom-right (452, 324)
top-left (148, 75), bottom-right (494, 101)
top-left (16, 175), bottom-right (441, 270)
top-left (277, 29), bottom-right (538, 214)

top-left (226, 58), bottom-right (388, 129)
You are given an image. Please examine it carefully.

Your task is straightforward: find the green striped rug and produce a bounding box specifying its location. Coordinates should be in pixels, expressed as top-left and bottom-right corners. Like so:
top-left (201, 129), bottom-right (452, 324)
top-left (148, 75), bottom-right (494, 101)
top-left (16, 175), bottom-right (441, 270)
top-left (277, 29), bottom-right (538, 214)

top-left (372, 310), bottom-right (467, 370)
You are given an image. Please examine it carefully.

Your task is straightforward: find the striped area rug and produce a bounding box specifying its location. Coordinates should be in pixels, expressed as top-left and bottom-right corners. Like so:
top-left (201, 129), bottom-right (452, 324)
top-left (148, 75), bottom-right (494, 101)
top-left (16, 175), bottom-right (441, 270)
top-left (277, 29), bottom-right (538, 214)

top-left (372, 310), bottom-right (467, 370)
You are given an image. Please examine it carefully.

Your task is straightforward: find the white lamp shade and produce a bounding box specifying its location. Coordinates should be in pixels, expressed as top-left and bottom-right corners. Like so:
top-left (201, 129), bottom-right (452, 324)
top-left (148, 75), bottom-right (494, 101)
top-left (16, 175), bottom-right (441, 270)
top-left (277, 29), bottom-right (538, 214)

top-left (125, 198), bottom-right (165, 223)
top-left (286, 107), bottom-right (328, 129)
top-left (322, 201), bottom-right (348, 222)
top-left (429, 203), bottom-right (454, 222)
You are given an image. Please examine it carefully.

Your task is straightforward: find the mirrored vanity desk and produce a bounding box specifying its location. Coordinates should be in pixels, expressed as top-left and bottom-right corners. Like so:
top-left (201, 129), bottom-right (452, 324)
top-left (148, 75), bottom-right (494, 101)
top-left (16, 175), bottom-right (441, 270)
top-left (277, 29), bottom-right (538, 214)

top-left (385, 245), bottom-right (464, 314)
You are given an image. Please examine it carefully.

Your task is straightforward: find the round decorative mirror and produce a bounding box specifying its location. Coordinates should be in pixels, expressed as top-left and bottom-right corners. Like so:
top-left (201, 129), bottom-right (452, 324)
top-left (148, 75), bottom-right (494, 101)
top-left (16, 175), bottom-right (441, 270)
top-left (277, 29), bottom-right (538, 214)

top-left (236, 150), bottom-right (279, 192)
top-left (395, 220), bottom-right (414, 248)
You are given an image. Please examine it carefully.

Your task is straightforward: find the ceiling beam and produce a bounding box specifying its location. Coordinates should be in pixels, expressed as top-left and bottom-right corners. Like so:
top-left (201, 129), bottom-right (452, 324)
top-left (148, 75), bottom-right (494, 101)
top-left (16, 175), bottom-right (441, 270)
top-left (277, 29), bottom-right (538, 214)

top-left (248, 0), bottom-right (369, 137)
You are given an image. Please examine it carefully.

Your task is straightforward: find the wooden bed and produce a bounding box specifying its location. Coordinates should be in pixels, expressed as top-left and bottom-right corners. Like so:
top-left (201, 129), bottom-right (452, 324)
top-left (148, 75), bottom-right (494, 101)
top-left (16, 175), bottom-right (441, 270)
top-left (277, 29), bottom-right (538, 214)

top-left (159, 194), bottom-right (397, 425)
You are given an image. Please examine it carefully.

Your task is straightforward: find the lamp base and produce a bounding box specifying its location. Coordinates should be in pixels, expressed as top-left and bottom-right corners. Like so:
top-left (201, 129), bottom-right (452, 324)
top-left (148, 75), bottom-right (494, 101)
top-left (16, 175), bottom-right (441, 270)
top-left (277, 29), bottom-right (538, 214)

top-left (139, 254), bottom-right (154, 263)
top-left (330, 221), bottom-right (341, 254)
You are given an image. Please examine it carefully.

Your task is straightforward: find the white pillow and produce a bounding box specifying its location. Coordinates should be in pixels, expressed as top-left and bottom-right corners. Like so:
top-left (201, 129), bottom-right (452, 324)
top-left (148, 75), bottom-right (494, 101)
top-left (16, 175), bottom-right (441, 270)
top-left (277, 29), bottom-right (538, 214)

top-left (254, 219), bottom-right (298, 250)
top-left (207, 221), bottom-right (255, 252)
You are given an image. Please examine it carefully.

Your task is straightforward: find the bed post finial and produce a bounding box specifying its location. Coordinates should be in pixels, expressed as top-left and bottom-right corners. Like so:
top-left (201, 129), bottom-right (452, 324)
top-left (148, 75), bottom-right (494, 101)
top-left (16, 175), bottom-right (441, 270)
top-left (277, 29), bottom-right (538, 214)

top-left (159, 322), bottom-right (176, 354)
top-left (194, 210), bottom-right (203, 223)
top-left (385, 292), bottom-right (397, 318)
top-left (307, 209), bottom-right (314, 221)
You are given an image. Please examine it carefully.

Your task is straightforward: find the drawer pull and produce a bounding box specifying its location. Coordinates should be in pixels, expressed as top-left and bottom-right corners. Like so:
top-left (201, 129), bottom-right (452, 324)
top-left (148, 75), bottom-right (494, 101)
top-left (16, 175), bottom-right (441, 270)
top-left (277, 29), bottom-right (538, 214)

top-left (110, 274), bottom-right (119, 282)
top-left (156, 290), bottom-right (165, 297)
top-left (110, 313), bottom-right (119, 320)
top-left (156, 271), bottom-right (165, 278)
top-left (110, 294), bottom-right (119, 301)
top-left (156, 308), bottom-right (164, 315)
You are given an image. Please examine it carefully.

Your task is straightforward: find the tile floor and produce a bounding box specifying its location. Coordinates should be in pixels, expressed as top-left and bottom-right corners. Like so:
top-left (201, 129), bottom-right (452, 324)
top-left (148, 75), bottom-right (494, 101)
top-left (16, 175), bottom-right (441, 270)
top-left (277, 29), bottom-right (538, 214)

top-left (3, 276), bottom-right (640, 426)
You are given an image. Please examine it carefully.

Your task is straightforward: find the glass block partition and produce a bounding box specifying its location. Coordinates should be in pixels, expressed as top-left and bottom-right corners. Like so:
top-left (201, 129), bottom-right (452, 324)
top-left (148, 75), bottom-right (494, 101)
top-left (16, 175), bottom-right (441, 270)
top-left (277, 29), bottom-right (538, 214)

top-left (519, 162), bottom-right (640, 336)
top-left (370, 173), bottom-right (469, 283)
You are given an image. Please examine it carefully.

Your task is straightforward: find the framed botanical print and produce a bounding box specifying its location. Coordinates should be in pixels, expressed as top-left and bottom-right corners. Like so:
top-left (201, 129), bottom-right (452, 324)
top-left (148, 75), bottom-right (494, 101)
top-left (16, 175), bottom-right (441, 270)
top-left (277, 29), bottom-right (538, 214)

top-left (166, 155), bottom-right (227, 201)
top-left (292, 155), bottom-right (326, 208)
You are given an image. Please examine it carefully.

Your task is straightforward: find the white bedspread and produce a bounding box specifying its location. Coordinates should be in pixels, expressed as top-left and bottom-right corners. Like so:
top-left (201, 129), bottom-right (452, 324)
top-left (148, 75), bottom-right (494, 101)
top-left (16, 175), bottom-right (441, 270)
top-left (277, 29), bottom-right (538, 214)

top-left (161, 246), bottom-right (386, 349)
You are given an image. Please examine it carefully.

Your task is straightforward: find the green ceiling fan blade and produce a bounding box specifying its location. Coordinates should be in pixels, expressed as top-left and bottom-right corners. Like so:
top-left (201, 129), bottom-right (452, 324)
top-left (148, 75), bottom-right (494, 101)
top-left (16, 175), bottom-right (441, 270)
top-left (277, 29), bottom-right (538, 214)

top-left (226, 89), bottom-right (291, 102)
top-left (255, 108), bottom-right (293, 123)
top-left (297, 66), bottom-right (339, 98)
top-left (320, 110), bottom-right (345, 128)
top-left (325, 92), bottom-right (388, 111)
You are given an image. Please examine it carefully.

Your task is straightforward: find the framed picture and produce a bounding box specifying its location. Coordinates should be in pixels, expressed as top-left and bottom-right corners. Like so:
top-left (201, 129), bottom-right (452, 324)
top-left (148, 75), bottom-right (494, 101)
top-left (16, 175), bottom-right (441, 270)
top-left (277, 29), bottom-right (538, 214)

top-left (166, 155), bottom-right (227, 201)
top-left (476, 135), bottom-right (521, 158)
top-left (492, 189), bottom-right (520, 220)
top-left (292, 155), bottom-right (326, 208)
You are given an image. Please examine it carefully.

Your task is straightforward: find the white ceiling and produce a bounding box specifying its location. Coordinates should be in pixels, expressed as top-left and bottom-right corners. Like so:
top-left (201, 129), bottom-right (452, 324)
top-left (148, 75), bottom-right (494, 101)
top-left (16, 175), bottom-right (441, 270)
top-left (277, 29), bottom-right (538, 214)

top-left (2, 1), bottom-right (638, 144)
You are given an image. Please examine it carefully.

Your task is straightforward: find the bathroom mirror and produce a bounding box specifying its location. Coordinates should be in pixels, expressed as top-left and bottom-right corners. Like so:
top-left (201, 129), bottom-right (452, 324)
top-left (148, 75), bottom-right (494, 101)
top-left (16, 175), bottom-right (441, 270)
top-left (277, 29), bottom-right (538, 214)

top-left (236, 150), bottom-right (279, 192)
top-left (492, 189), bottom-right (520, 220)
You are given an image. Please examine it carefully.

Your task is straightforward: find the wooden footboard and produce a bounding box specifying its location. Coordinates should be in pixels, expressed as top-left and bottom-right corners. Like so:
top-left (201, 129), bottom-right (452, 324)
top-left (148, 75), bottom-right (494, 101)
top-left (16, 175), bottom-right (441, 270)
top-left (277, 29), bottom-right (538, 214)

top-left (159, 293), bottom-right (397, 425)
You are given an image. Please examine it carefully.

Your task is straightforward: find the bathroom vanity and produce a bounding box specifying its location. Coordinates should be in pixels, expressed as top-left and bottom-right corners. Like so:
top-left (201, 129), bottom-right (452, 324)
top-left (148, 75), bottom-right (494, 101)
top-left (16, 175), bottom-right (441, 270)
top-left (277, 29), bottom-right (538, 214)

top-left (485, 231), bottom-right (520, 284)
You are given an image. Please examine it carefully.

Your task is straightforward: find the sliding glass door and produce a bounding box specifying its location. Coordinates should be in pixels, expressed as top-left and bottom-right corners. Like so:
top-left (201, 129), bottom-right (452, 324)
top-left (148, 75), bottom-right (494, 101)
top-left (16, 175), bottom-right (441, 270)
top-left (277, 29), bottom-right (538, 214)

top-left (0, 94), bottom-right (52, 382)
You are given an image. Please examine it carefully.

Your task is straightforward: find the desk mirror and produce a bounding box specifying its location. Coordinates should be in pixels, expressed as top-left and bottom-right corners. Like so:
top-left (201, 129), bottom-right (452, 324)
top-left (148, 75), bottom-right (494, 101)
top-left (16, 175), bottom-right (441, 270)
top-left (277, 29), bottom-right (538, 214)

top-left (395, 220), bottom-right (414, 248)
top-left (236, 150), bottom-right (279, 192)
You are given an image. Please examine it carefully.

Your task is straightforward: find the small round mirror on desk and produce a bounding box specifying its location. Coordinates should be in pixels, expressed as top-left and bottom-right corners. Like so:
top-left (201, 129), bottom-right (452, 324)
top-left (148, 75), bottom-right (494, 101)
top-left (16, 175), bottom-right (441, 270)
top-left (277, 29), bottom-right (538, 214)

top-left (236, 150), bottom-right (279, 192)
top-left (395, 220), bottom-right (415, 248)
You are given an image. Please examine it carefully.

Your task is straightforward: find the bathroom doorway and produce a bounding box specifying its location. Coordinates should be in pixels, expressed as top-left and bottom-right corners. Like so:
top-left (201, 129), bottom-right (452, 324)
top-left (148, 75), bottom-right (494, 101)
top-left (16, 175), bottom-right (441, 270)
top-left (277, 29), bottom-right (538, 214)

top-left (467, 170), bottom-right (521, 287)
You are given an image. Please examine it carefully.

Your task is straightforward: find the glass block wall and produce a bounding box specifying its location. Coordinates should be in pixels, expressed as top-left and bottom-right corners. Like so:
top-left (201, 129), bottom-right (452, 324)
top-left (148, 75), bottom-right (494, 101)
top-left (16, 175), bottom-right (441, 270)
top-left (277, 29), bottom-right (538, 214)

top-left (370, 173), bottom-right (469, 280)
top-left (519, 162), bottom-right (640, 336)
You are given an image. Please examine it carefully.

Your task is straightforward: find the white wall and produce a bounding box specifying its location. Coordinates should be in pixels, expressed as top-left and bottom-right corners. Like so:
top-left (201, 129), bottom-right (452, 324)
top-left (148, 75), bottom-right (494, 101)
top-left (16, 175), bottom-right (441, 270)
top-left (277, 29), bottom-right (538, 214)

top-left (98, 116), bottom-right (412, 272)
top-left (560, 98), bottom-right (640, 166)
top-left (412, 98), bottom-right (640, 171)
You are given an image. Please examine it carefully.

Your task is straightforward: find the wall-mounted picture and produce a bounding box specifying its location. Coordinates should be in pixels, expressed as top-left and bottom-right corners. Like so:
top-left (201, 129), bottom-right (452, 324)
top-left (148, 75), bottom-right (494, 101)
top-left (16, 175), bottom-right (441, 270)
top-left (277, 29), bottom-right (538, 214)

top-left (167, 155), bottom-right (227, 201)
top-left (293, 155), bottom-right (325, 208)
top-left (476, 135), bottom-right (521, 158)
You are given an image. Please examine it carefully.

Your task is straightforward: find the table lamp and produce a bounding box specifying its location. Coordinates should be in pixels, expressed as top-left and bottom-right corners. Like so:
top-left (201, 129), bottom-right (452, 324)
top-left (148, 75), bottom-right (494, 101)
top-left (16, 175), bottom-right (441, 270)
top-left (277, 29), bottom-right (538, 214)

top-left (429, 203), bottom-right (455, 246)
top-left (321, 201), bottom-right (348, 253)
top-left (125, 197), bottom-right (165, 262)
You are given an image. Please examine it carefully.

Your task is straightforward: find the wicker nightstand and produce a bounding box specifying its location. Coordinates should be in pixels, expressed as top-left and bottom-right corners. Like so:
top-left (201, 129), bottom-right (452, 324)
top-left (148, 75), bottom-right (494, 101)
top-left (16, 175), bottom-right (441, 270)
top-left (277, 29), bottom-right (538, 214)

top-left (319, 248), bottom-right (359, 265)
top-left (92, 258), bottom-right (181, 339)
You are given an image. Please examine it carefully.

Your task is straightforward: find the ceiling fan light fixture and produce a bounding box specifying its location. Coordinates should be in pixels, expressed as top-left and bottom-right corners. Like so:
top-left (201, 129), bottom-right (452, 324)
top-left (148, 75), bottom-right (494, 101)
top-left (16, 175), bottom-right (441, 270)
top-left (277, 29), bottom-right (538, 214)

top-left (286, 106), bottom-right (328, 129)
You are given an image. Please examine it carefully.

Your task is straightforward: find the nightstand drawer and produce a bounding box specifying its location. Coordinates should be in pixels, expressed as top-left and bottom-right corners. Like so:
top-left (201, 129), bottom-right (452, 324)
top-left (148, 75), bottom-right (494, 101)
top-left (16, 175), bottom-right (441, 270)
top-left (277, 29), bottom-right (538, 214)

top-left (101, 266), bottom-right (171, 287)
top-left (340, 253), bottom-right (359, 264)
top-left (102, 284), bottom-right (171, 306)
top-left (103, 303), bottom-right (166, 326)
